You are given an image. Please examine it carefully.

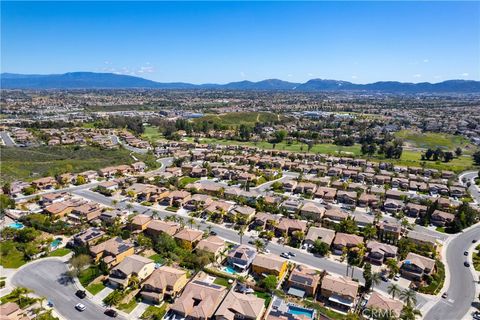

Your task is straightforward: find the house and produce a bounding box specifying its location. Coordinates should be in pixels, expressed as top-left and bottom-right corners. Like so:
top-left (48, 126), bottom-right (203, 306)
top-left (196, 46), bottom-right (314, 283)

top-left (304, 226), bottom-right (336, 247)
top-left (323, 208), bottom-right (349, 223)
top-left (404, 203), bottom-right (427, 218)
top-left (174, 228), bottom-right (204, 249)
top-left (286, 265), bottom-right (321, 298)
top-left (41, 192), bottom-right (68, 205)
top-left (358, 193), bottom-right (380, 208)
top-left (214, 290), bottom-right (266, 320)
top-left (281, 199), bottom-right (302, 213)
top-left (383, 199), bottom-right (404, 214)
top-left (131, 161), bottom-right (146, 172)
top-left (90, 237), bottom-right (134, 267)
top-left (276, 218), bottom-right (307, 237)
top-left (204, 200), bottom-right (234, 216)
top-left (130, 214), bottom-right (152, 231)
top-left (170, 276), bottom-right (228, 320)
top-left (145, 220), bottom-right (181, 237)
top-left (184, 194), bottom-right (214, 211)
top-left (294, 182), bottom-right (317, 195)
top-left (431, 210), bottom-right (455, 227)
top-left (227, 244), bottom-right (257, 272)
top-left (252, 253), bottom-right (288, 279)
top-left (230, 205), bottom-right (256, 223)
top-left (300, 202), bottom-right (326, 222)
top-left (336, 190), bottom-right (357, 205)
top-left (0, 302), bottom-right (24, 320)
top-left (351, 211), bottom-right (374, 228)
top-left (71, 202), bottom-right (103, 222)
top-left (315, 187), bottom-right (337, 202)
top-left (283, 180), bottom-right (297, 192)
top-left (78, 170), bottom-right (99, 182)
top-left (365, 292), bottom-right (403, 318)
top-left (252, 212), bottom-right (281, 230)
top-left (320, 274), bottom-right (359, 312)
top-left (44, 200), bottom-right (77, 218)
top-left (377, 220), bottom-right (402, 244)
top-left (97, 180), bottom-right (119, 191)
top-left (400, 252), bottom-right (436, 281)
top-left (366, 241), bottom-right (398, 265)
top-left (196, 236), bottom-right (226, 259)
top-left (162, 190), bottom-right (192, 207)
top-left (109, 254), bottom-right (155, 288)
top-left (99, 209), bottom-right (128, 224)
top-left (332, 233), bottom-right (364, 254)
top-left (141, 266), bottom-right (189, 303)
top-left (31, 176), bottom-right (57, 189)
top-left (405, 230), bottom-right (438, 248)
top-left (73, 227), bottom-right (105, 246)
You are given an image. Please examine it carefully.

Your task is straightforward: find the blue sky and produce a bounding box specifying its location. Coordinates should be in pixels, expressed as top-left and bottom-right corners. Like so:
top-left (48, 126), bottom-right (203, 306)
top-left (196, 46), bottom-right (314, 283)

top-left (1, 1), bottom-right (479, 84)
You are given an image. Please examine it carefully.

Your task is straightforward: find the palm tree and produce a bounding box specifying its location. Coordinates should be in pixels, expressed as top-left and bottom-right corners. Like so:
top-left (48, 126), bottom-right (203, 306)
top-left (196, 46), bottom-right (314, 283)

top-left (386, 258), bottom-right (399, 277)
top-left (387, 283), bottom-right (401, 299)
top-left (238, 227), bottom-right (245, 244)
top-left (371, 272), bottom-right (382, 291)
top-left (206, 225), bottom-right (213, 234)
top-left (400, 289), bottom-right (417, 307)
top-left (400, 304), bottom-right (422, 320)
top-left (188, 217), bottom-right (195, 229)
top-left (178, 217), bottom-right (185, 228)
top-left (253, 239), bottom-right (265, 252)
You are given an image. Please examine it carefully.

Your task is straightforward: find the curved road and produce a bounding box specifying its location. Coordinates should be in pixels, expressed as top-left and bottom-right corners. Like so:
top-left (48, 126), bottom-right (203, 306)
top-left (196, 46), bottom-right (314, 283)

top-left (12, 259), bottom-right (125, 320)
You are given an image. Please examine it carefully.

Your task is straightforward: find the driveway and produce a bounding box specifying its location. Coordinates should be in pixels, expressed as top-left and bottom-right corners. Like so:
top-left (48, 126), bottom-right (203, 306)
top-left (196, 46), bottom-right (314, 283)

top-left (11, 259), bottom-right (126, 320)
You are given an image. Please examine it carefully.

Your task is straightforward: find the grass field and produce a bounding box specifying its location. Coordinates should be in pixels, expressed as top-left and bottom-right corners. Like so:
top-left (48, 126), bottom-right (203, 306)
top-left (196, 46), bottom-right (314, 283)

top-left (178, 176), bottom-right (200, 188)
top-left (85, 282), bottom-right (106, 295)
top-left (395, 130), bottom-right (471, 150)
top-left (182, 137), bottom-right (475, 172)
top-left (0, 242), bottom-right (26, 269)
top-left (193, 112), bottom-right (289, 128)
top-left (141, 304), bottom-right (169, 319)
top-left (142, 125), bottom-right (167, 142)
top-left (118, 298), bottom-right (138, 313)
top-left (47, 248), bottom-right (71, 257)
top-left (0, 145), bottom-right (137, 183)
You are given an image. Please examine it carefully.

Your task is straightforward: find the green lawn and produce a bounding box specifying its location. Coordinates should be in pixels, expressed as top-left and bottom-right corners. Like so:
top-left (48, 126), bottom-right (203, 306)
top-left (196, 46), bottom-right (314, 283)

top-left (303, 300), bottom-right (345, 320)
top-left (213, 277), bottom-right (230, 287)
top-left (395, 130), bottom-right (471, 150)
top-left (118, 298), bottom-right (138, 313)
top-left (85, 282), bottom-right (106, 295)
top-left (78, 266), bottom-right (101, 287)
top-left (141, 304), bottom-right (169, 320)
top-left (179, 176), bottom-right (200, 188)
top-left (142, 125), bottom-right (167, 142)
top-left (254, 291), bottom-right (272, 307)
top-left (0, 242), bottom-right (27, 269)
top-left (194, 112), bottom-right (290, 128)
top-left (148, 254), bottom-right (165, 264)
top-left (473, 251), bottom-right (480, 272)
top-left (48, 248), bottom-right (71, 257)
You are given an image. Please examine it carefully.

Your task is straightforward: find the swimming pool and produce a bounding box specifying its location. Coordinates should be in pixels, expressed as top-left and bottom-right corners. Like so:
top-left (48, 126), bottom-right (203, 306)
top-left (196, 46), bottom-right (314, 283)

top-left (288, 305), bottom-right (315, 319)
top-left (223, 266), bottom-right (237, 274)
top-left (8, 222), bottom-right (24, 230)
top-left (51, 239), bottom-right (62, 248)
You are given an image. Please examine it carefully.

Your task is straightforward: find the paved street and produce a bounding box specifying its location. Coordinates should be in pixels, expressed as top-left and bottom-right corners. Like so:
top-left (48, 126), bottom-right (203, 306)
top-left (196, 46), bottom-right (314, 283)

top-left (11, 259), bottom-right (126, 320)
top-left (424, 224), bottom-right (480, 320)
top-left (0, 131), bottom-right (16, 146)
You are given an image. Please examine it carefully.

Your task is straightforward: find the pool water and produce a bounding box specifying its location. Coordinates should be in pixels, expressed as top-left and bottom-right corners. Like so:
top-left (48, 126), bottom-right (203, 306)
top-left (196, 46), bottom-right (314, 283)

top-left (8, 222), bottom-right (24, 229)
top-left (51, 239), bottom-right (62, 247)
top-left (223, 266), bottom-right (237, 274)
top-left (288, 305), bottom-right (314, 319)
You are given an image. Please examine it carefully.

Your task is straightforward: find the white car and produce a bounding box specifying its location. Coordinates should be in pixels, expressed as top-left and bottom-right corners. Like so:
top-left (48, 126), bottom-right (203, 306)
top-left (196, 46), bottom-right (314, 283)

top-left (75, 303), bottom-right (86, 311)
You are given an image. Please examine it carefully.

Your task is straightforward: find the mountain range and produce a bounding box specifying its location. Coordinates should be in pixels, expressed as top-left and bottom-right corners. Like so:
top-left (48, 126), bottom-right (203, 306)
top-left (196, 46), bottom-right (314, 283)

top-left (2, 72), bottom-right (480, 93)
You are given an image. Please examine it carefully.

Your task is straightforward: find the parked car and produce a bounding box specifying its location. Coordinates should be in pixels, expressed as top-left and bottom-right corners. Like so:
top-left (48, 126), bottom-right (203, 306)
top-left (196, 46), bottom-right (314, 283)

top-left (104, 309), bottom-right (118, 317)
top-left (209, 230), bottom-right (217, 236)
top-left (473, 311), bottom-right (480, 320)
top-left (393, 274), bottom-right (400, 281)
top-left (464, 261), bottom-right (471, 267)
top-left (280, 252), bottom-right (291, 259)
top-left (442, 292), bottom-right (448, 299)
top-left (473, 239), bottom-right (477, 243)
top-left (464, 251), bottom-right (469, 256)
top-left (75, 290), bottom-right (86, 299)
top-left (381, 274), bottom-right (389, 282)
top-left (288, 252), bottom-right (296, 257)
top-left (75, 303), bottom-right (86, 311)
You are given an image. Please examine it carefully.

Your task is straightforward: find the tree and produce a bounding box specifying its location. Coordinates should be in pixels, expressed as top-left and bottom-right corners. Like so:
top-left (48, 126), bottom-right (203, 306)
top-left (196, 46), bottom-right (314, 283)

top-left (238, 227), bottom-right (245, 244)
top-left (371, 272), bottom-right (381, 291)
top-left (272, 130), bottom-right (287, 143)
top-left (239, 124), bottom-right (252, 142)
top-left (400, 304), bottom-right (422, 320)
top-left (362, 224), bottom-right (377, 240)
top-left (386, 258), bottom-right (399, 277)
top-left (473, 151), bottom-right (480, 165)
top-left (455, 147), bottom-right (462, 157)
top-left (400, 289), bottom-right (417, 307)
top-left (69, 254), bottom-right (90, 277)
top-left (76, 175), bottom-right (86, 185)
top-left (387, 283), bottom-right (401, 299)
top-left (188, 217), bottom-right (196, 229)
top-left (443, 151), bottom-right (454, 163)
top-left (363, 262), bottom-right (373, 291)
top-left (311, 240), bottom-right (329, 256)
top-left (260, 275), bottom-right (278, 292)
top-left (253, 239), bottom-right (265, 252)
top-left (337, 217), bottom-right (358, 234)
top-left (425, 148), bottom-right (434, 160)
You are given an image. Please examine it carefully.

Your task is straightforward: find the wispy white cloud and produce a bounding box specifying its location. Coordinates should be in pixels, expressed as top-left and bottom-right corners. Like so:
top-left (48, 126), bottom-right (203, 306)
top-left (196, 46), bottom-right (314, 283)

top-left (240, 71), bottom-right (246, 78)
top-left (413, 74), bottom-right (422, 78)
top-left (351, 75), bottom-right (358, 79)
top-left (460, 72), bottom-right (469, 77)
top-left (423, 59), bottom-right (429, 63)
top-left (287, 74), bottom-right (293, 78)
top-left (135, 65), bottom-right (155, 75)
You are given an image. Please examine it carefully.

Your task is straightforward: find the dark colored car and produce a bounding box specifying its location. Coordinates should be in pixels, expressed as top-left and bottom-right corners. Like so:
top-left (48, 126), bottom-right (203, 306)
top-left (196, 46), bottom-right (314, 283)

top-left (75, 290), bottom-right (86, 299)
top-left (464, 251), bottom-right (469, 256)
top-left (104, 309), bottom-right (118, 317)
top-left (473, 239), bottom-right (477, 243)
top-left (209, 230), bottom-right (217, 236)
top-left (464, 261), bottom-right (470, 267)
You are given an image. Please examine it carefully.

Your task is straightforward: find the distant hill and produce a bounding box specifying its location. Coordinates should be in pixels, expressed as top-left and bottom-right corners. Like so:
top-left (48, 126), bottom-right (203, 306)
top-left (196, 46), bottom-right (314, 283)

top-left (1, 72), bottom-right (479, 93)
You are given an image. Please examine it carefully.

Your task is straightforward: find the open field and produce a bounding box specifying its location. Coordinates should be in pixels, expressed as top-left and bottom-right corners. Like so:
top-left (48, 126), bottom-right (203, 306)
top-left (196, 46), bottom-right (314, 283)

top-left (193, 112), bottom-right (290, 128)
top-left (141, 125), bottom-right (167, 142)
top-left (182, 137), bottom-right (476, 172)
top-left (395, 129), bottom-right (472, 150)
top-left (0, 145), bottom-right (135, 183)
